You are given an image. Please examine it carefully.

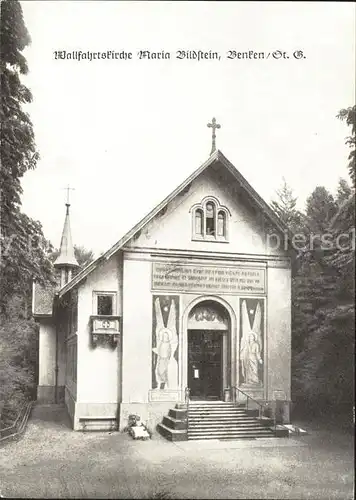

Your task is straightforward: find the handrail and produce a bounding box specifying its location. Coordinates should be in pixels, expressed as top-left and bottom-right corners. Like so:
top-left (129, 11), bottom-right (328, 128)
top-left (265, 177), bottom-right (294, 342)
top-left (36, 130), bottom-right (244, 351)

top-left (232, 386), bottom-right (264, 419)
top-left (0, 402), bottom-right (27, 436)
top-left (0, 401), bottom-right (33, 443)
top-left (184, 387), bottom-right (190, 434)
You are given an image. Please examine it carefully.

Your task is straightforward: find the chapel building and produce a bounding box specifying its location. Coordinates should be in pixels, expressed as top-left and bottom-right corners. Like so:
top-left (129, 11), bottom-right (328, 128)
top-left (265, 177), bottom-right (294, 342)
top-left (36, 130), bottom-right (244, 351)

top-left (33, 136), bottom-right (292, 437)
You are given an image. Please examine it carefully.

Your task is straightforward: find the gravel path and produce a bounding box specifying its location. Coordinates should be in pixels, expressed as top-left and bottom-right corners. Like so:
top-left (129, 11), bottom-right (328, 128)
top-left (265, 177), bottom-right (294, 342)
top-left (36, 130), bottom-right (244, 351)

top-left (0, 405), bottom-right (354, 499)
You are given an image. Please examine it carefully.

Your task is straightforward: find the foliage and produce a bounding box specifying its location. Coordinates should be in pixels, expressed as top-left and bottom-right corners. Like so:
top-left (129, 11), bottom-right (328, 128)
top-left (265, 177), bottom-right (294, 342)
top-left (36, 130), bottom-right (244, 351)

top-left (73, 245), bottom-right (95, 268)
top-left (336, 178), bottom-right (352, 207)
top-left (337, 105), bottom-right (356, 188)
top-left (0, 0), bottom-right (53, 425)
top-left (0, 0), bottom-right (37, 219)
top-left (271, 178), bottom-right (305, 233)
top-left (0, 211), bottom-right (55, 315)
top-left (0, 297), bottom-right (38, 426)
top-left (305, 186), bottom-right (338, 233)
top-left (49, 245), bottom-right (95, 270)
top-left (0, 0), bottom-right (55, 315)
top-left (289, 113), bottom-right (355, 416)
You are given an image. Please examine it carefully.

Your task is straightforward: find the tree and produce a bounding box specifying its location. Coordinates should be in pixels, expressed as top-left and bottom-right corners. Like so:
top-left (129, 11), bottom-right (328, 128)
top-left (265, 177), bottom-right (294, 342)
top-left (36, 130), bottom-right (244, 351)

top-left (1, 212), bottom-right (55, 314)
top-left (336, 178), bottom-right (352, 207)
top-left (337, 105), bottom-right (356, 188)
top-left (293, 200), bottom-right (355, 417)
top-left (305, 186), bottom-right (338, 233)
top-left (271, 178), bottom-right (305, 233)
top-left (49, 245), bottom-right (95, 270)
top-left (0, 0), bottom-right (55, 315)
top-left (0, 0), bottom-right (38, 225)
top-left (291, 111), bottom-right (355, 419)
top-left (0, 1), bottom-right (55, 424)
top-left (0, 296), bottom-right (38, 421)
top-left (74, 245), bottom-right (95, 268)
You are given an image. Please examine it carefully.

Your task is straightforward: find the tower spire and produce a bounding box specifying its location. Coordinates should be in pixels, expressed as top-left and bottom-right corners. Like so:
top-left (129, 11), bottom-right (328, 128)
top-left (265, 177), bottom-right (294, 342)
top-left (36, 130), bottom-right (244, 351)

top-left (54, 189), bottom-right (79, 286)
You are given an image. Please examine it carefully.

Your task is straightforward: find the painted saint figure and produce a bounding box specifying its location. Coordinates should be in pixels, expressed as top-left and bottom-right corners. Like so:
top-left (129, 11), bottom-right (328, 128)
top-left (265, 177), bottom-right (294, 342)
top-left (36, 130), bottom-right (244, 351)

top-left (240, 300), bottom-right (263, 385)
top-left (152, 298), bottom-right (178, 389)
top-left (241, 332), bottom-right (262, 385)
top-left (154, 328), bottom-right (172, 387)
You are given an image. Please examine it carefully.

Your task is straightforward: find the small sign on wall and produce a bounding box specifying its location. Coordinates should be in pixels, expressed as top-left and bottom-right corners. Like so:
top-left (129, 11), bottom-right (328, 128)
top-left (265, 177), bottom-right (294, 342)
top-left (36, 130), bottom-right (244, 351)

top-left (273, 390), bottom-right (286, 400)
top-left (90, 316), bottom-right (120, 334)
top-left (149, 390), bottom-right (180, 402)
top-left (194, 369), bottom-right (199, 379)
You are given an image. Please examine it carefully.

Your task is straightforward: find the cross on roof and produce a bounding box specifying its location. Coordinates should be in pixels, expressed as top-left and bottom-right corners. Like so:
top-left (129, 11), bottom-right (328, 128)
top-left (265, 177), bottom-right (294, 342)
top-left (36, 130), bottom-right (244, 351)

top-left (63, 184), bottom-right (75, 205)
top-left (207, 117), bottom-right (221, 155)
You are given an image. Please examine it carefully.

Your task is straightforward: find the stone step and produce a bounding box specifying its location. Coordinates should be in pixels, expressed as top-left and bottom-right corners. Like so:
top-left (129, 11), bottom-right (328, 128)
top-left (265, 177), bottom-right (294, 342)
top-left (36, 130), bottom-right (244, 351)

top-left (189, 425), bottom-right (270, 432)
top-left (189, 417), bottom-right (257, 424)
top-left (189, 412), bottom-right (249, 416)
top-left (188, 406), bottom-right (245, 410)
top-left (188, 411), bottom-right (249, 418)
top-left (189, 428), bottom-right (270, 434)
top-left (189, 414), bottom-right (248, 418)
top-left (157, 423), bottom-right (187, 442)
top-left (189, 423), bottom-right (266, 430)
top-left (188, 407), bottom-right (247, 412)
top-left (188, 431), bottom-right (274, 440)
top-left (188, 432), bottom-right (274, 439)
top-left (188, 434), bottom-right (274, 440)
top-left (188, 406), bottom-right (247, 410)
top-left (162, 415), bottom-right (187, 431)
top-left (168, 408), bottom-right (187, 420)
top-left (188, 402), bottom-right (244, 406)
top-left (218, 435), bottom-right (276, 441)
top-left (157, 402), bottom-right (276, 443)
top-left (188, 411), bottom-right (248, 418)
top-left (188, 403), bottom-right (245, 407)
top-left (189, 432), bottom-right (271, 437)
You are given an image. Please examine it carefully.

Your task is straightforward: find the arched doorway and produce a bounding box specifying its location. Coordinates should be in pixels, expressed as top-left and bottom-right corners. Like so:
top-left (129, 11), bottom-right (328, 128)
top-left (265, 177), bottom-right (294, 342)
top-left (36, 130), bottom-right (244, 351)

top-left (187, 300), bottom-right (231, 400)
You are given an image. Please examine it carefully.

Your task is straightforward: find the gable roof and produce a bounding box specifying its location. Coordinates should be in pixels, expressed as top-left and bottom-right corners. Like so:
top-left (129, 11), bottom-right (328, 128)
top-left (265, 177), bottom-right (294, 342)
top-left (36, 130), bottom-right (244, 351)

top-left (58, 149), bottom-right (290, 298)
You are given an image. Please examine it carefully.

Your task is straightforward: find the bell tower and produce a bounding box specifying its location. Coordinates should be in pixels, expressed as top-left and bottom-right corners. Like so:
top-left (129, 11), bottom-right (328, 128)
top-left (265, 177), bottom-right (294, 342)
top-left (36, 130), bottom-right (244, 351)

top-left (54, 192), bottom-right (79, 287)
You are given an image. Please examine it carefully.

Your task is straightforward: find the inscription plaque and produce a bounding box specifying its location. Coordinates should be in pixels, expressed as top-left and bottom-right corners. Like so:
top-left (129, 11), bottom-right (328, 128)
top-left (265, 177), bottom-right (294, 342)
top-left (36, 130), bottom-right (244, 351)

top-left (152, 263), bottom-right (266, 294)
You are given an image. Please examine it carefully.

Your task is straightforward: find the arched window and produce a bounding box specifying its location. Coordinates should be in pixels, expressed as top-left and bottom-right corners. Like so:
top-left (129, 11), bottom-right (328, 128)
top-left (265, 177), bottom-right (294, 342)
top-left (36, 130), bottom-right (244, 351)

top-left (191, 198), bottom-right (229, 241)
top-left (205, 202), bottom-right (215, 236)
top-left (195, 209), bottom-right (203, 235)
top-left (217, 211), bottom-right (226, 237)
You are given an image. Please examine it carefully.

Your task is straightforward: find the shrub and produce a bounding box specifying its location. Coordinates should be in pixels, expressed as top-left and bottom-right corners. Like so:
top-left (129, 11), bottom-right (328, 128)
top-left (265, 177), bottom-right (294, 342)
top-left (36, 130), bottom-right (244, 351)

top-left (0, 296), bottom-right (38, 427)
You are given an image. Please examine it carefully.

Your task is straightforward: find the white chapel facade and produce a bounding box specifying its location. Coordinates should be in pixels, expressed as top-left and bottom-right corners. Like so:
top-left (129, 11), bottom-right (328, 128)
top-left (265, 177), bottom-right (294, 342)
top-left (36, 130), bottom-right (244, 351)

top-left (33, 136), bottom-right (292, 432)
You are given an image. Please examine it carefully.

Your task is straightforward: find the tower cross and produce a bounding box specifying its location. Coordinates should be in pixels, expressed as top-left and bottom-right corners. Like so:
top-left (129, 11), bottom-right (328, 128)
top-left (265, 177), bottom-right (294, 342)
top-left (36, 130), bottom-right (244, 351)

top-left (63, 184), bottom-right (75, 205)
top-left (207, 117), bottom-right (221, 155)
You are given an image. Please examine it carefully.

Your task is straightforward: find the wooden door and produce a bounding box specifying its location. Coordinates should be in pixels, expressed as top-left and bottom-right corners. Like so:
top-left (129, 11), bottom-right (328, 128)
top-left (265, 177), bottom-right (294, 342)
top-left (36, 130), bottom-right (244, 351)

top-left (188, 331), bottom-right (222, 400)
